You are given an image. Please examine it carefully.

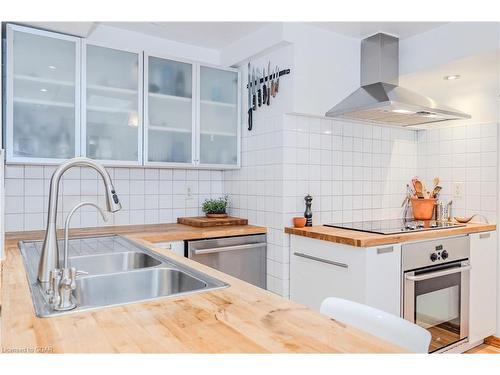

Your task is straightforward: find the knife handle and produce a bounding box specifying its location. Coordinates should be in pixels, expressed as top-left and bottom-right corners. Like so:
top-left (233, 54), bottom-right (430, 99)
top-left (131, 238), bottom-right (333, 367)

top-left (248, 108), bottom-right (253, 131)
top-left (267, 87), bottom-right (270, 105)
top-left (252, 94), bottom-right (256, 110)
top-left (258, 88), bottom-right (262, 107)
top-left (263, 83), bottom-right (267, 104)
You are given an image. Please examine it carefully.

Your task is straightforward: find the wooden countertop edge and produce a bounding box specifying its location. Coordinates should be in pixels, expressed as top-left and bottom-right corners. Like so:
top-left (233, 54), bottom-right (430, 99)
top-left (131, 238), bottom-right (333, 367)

top-left (5, 222), bottom-right (267, 243)
top-left (284, 223), bottom-right (497, 247)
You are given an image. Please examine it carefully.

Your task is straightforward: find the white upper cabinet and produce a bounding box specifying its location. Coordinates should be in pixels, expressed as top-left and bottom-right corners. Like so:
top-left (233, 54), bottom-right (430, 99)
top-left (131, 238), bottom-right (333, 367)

top-left (83, 43), bottom-right (142, 164)
top-left (145, 54), bottom-right (195, 166)
top-left (5, 24), bottom-right (81, 163)
top-left (4, 24), bottom-right (241, 169)
top-left (198, 66), bottom-right (240, 167)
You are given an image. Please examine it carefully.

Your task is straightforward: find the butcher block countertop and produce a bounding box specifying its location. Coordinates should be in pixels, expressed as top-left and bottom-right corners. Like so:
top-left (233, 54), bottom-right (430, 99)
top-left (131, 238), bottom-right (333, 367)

top-left (285, 222), bottom-right (497, 247)
top-left (0, 223), bottom-right (403, 353)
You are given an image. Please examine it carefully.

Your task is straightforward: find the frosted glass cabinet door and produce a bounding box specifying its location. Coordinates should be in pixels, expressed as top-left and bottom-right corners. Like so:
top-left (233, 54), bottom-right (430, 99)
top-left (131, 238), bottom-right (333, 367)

top-left (85, 44), bottom-right (141, 162)
top-left (146, 56), bottom-right (194, 164)
top-left (199, 66), bottom-right (239, 166)
top-left (6, 25), bottom-right (80, 161)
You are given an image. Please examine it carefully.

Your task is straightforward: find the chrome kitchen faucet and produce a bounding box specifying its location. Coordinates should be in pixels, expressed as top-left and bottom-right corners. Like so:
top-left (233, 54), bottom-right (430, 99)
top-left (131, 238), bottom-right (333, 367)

top-left (38, 157), bottom-right (122, 284)
top-left (47, 202), bottom-right (107, 311)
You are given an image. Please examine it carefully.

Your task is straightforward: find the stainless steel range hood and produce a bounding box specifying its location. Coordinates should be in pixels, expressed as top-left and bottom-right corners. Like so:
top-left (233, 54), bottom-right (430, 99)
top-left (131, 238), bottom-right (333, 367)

top-left (326, 33), bottom-right (471, 126)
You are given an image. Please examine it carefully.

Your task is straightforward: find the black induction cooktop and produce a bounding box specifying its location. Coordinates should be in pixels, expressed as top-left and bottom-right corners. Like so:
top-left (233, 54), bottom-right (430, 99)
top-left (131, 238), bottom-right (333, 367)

top-left (323, 219), bottom-right (466, 235)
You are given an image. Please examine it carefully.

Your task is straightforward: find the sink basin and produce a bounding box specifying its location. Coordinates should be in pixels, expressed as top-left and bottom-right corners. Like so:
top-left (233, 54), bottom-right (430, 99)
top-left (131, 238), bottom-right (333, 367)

top-left (69, 251), bottom-right (161, 275)
top-left (75, 268), bottom-right (206, 307)
top-left (19, 235), bottom-right (228, 317)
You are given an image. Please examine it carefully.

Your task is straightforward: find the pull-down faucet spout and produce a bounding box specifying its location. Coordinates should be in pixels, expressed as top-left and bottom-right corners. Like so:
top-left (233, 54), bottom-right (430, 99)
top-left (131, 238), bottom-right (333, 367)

top-left (38, 157), bottom-right (122, 283)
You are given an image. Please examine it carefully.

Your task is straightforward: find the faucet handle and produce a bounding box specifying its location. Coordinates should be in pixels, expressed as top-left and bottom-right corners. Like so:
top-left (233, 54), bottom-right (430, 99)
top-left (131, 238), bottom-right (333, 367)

top-left (48, 269), bottom-right (61, 306)
top-left (76, 269), bottom-right (89, 277)
top-left (69, 267), bottom-right (77, 290)
top-left (69, 268), bottom-right (88, 290)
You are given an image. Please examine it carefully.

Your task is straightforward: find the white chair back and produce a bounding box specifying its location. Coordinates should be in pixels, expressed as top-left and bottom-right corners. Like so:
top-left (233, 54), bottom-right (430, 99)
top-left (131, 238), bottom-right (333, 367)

top-left (320, 297), bottom-right (431, 353)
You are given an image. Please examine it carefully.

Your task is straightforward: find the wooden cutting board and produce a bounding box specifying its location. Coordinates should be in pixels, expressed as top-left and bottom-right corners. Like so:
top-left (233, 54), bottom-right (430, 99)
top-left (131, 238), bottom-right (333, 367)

top-left (177, 216), bottom-right (248, 228)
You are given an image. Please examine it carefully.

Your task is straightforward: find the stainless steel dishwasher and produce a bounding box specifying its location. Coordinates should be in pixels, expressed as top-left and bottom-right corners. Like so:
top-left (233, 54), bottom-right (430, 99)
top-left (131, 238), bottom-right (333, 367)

top-left (187, 234), bottom-right (267, 289)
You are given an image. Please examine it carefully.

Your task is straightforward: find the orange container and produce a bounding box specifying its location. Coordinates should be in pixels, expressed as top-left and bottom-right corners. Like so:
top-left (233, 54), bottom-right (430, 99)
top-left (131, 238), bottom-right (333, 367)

top-left (411, 198), bottom-right (436, 220)
top-left (293, 217), bottom-right (307, 228)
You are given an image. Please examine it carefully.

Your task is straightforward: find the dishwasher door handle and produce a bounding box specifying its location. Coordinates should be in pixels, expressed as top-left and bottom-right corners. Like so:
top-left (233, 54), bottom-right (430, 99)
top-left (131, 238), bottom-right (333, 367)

top-left (192, 242), bottom-right (267, 255)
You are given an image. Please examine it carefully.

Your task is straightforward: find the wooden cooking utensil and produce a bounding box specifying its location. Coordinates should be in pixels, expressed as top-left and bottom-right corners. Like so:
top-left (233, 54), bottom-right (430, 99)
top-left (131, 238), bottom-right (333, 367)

top-left (431, 185), bottom-right (442, 198)
top-left (414, 180), bottom-right (424, 199)
top-left (433, 177), bottom-right (440, 188)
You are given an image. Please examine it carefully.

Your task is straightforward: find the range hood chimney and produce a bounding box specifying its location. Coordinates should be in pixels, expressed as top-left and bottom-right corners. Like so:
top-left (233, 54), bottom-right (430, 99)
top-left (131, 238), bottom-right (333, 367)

top-left (326, 33), bottom-right (471, 126)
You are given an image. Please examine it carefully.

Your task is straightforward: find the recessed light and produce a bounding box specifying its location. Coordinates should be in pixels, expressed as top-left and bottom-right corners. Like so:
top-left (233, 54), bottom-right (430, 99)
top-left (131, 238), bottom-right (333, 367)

top-left (392, 109), bottom-right (414, 114)
top-left (48, 65), bottom-right (57, 70)
top-left (444, 75), bottom-right (461, 80)
top-left (40, 88), bottom-right (48, 92)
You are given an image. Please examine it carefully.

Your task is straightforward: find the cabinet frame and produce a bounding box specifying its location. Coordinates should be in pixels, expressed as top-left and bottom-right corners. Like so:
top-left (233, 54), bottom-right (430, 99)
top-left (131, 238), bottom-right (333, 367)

top-left (5, 23), bottom-right (82, 165)
top-left (143, 51), bottom-right (197, 168)
top-left (195, 63), bottom-right (241, 169)
top-left (81, 40), bottom-right (144, 166)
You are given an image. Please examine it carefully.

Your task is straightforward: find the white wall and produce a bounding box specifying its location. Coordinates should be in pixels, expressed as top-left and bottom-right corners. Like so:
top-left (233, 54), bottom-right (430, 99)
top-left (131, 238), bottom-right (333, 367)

top-left (283, 23), bottom-right (360, 116)
top-left (87, 24), bottom-right (220, 65)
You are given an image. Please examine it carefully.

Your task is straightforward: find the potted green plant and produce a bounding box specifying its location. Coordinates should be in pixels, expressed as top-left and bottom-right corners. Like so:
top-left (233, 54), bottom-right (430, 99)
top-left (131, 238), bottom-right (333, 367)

top-left (201, 195), bottom-right (229, 218)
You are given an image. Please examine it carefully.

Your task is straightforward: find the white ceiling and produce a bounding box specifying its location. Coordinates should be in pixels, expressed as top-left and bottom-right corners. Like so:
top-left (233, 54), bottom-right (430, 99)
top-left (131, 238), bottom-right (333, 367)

top-left (308, 22), bottom-right (448, 39)
top-left (102, 22), bottom-right (270, 49)
top-left (18, 22), bottom-right (449, 49)
top-left (400, 50), bottom-right (499, 126)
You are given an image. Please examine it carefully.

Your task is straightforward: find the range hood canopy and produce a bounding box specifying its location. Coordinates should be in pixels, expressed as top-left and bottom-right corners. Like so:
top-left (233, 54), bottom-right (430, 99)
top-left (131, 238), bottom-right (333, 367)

top-left (326, 33), bottom-right (471, 126)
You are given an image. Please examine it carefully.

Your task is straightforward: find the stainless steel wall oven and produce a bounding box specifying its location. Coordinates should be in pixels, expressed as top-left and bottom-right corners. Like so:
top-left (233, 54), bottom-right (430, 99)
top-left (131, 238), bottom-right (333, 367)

top-left (402, 236), bottom-right (470, 353)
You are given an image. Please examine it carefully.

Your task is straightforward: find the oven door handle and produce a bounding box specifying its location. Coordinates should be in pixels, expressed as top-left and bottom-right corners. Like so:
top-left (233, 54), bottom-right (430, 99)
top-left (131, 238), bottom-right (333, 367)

top-left (405, 265), bottom-right (471, 282)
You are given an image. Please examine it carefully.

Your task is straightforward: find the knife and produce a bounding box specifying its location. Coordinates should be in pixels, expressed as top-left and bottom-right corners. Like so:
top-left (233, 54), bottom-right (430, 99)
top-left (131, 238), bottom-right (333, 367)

top-left (262, 67), bottom-right (267, 105)
top-left (266, 61), bottom-right (271, 105)
top-left (257, 68), bottom-right (262, 107)
top-left (271, 66), bottom-right (276, 97)
top-left (252, 68), bottom-right (256, 110)
top-left (275, 65), bottom-right (280, 94)
top-left (270, 67), bottom-right (274, 97)
top-left (247, 62), bottom-right (253, 131)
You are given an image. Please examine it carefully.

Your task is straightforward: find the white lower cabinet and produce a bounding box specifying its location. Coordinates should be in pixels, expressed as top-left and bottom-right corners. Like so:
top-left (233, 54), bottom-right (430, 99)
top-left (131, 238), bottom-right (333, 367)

top-left (153, 241), bottom-right (185, 257)
top-left (469, 231), bottom-right (497, 342)
top-left (290, 235), bottom-right (401, 316)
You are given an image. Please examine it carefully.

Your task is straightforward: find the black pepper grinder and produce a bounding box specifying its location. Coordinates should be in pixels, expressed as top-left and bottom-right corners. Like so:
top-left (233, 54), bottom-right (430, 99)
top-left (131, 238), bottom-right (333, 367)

top-left (304, 195), bottom-right (313, 227)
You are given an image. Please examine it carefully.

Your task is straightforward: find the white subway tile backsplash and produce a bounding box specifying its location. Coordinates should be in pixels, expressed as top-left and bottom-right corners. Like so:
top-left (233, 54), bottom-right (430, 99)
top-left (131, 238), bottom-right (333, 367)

top-left (4, 166), bottom-right (224, 232)
top-left (6, 179), bottom-right (24, 196)
top-left (24, 166), bottom-right (43, 179)
top-left (5, 196), bottom-right (24, 214)
top-left (130, 180), bottom-right (145, 195)
top-left (24, 179), bottom-right (44, 197)
top-left (130, 168), bottom-right (145, 180)
top-left (5, 165), bottom-right (24, 179)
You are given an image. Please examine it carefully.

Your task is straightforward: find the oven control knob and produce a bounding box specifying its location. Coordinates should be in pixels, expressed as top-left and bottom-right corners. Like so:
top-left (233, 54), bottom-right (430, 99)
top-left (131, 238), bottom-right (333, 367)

top-left (430, 253), bottom-right (438, 262)
top-left (441, 250), bottom-right (449, 260)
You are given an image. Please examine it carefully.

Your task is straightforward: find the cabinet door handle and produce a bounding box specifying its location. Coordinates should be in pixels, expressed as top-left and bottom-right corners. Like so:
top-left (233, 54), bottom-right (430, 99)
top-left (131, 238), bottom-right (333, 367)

top-left (377, 246), bottom-right (394, 254)
top-left (293, 252), bottom-right (348, 269)
top-left (479, 233), bottom-right (491, 239)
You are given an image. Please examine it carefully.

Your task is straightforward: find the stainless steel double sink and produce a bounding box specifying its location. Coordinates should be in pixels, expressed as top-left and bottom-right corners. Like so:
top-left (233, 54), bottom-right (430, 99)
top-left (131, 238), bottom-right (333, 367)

top-left (19, 235), bottom-right (229, 317)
